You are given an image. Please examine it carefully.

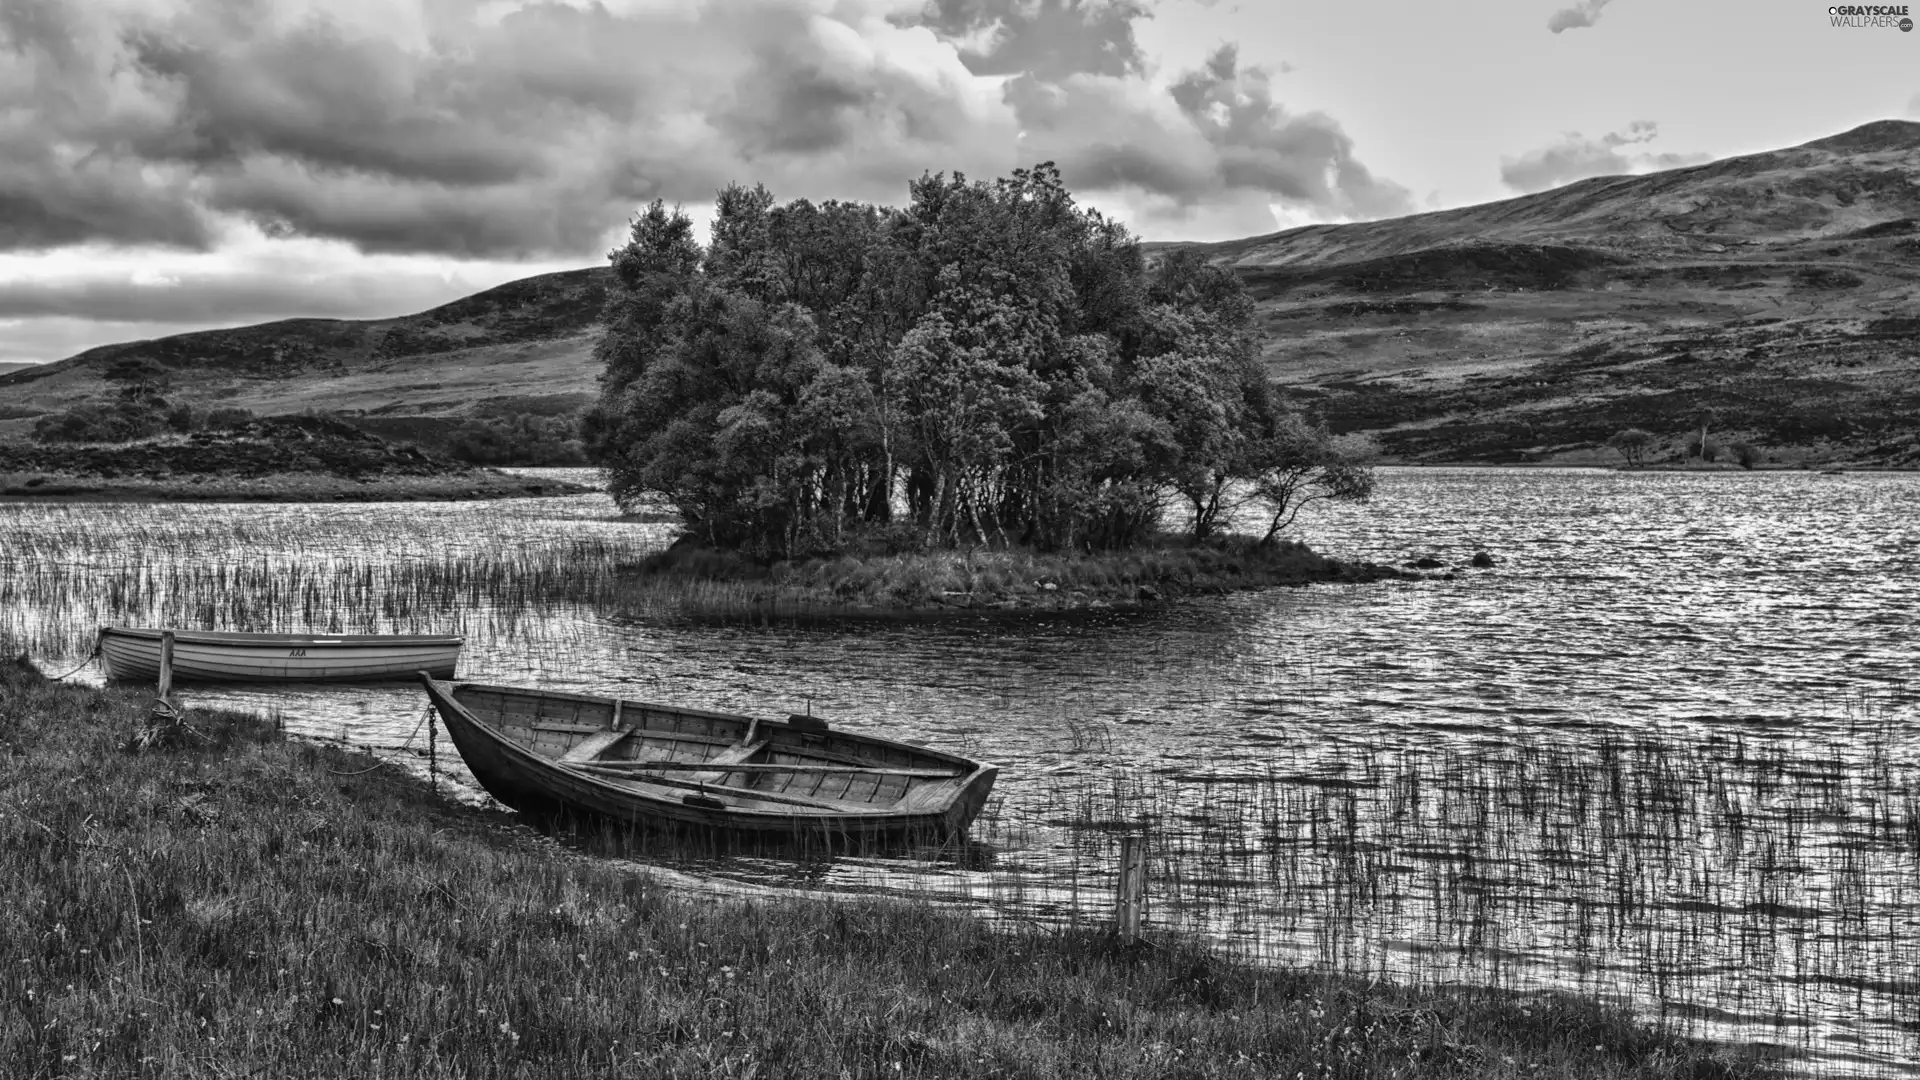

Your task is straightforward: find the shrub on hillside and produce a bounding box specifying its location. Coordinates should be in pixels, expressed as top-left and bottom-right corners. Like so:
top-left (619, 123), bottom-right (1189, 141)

top-left (206, 406), bottom-right (256, 429)
top-left (165, 403), bottom-right (207, 433)
top-left (1728, 441), bottom-right (1762, 470)
top-left (1792, 267), bottom-right (1862, 289)
top-left (1606, 428), bottom-right (1655, 467)
top-left (446, 413), bottom-right (588, 465)
top-left (32, 401), bottom-right (169, 443)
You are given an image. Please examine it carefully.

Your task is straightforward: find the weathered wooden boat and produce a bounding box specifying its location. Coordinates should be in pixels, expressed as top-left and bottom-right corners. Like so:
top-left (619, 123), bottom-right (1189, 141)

top-left (419, 676), bottom-right (999, 843)
top-left (98, 627), bottom-right (462, 683)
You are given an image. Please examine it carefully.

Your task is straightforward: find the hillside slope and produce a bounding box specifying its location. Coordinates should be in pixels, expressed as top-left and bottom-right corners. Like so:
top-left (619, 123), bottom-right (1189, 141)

top-left (1163, 119), bottom-right (1920, 466)
top-left (4, 120), bottom-right (1917, 466)
top-left (0, 269), bottom-right (611, 445)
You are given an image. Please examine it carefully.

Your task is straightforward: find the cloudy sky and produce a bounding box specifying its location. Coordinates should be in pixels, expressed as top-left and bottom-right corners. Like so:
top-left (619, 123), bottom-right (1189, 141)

top-left (3, 0), bottom-right (1916, 365)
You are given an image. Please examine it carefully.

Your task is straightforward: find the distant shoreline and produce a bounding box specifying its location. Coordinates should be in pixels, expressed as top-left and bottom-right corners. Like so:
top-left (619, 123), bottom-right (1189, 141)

top-left (0, 418), bottom-right (594, 503)
top-left (3, 457), bottom-right (1896, 506)
top-left (0, 469), bottom-right (591, 502)
top-left (1380, 460), bottom-right (1913, 473)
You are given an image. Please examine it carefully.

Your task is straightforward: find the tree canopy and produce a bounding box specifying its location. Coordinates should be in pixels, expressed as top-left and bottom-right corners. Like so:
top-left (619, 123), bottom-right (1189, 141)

top-left (586, 164), bottom-right (1371, 559)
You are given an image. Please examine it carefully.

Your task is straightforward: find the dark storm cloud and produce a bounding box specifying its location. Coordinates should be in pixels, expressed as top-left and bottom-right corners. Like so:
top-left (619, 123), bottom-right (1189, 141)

top-left (1499, 121), bottom-right (1710, 193)
top-left (124, 16), bottom-right (542, 185)
top-left (1546, 0), bottom-right (1614, 33)
top-left (0, 157), bottom-right (214, 250)
top-left (2, 0), bottom-right (1016, 259)
top-left (1010, 45), bottom-right (1413, 223)
top-left (716, 3), bottom-right (996, 168)
top-left (5, 0), bottom-right (1405, 269)
top-left (1166, 46), bottom-right (1409, 217)
top-left (911, 0), bottom-right (1149, 79)
top-left (0, 0), bottom-right (217, 248)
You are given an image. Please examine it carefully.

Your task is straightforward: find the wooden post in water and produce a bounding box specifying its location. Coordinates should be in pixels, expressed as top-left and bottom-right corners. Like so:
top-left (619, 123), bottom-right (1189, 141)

top-left (428, 710), bottom-right (438, 794)
top-left (1114, 832), bottom-right (1147, 943)
top-left (157, 631), bottom-right (175, 704)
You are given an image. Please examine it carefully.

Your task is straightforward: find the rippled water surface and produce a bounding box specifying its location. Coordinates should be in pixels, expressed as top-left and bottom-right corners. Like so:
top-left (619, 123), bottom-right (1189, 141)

top-left (4, 467), bottom-right (1917, 1075)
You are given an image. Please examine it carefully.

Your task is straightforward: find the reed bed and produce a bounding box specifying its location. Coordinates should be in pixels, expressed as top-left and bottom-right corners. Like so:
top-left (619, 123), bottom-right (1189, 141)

top-left (0, 501), bottom-right (662, 660)
top-left (993, 710), bottom-right (1920, 1075)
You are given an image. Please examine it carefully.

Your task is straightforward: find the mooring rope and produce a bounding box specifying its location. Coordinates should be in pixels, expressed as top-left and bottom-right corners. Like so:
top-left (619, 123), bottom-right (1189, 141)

top-left (397, 702), bottom-right (432, 752)
top-left (46, 643), bottom-right (101, 682)
top-left (324, 703), bottom-right (436, 777)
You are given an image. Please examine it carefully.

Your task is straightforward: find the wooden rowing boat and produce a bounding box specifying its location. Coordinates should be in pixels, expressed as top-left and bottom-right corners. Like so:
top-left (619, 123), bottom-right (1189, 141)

top-left (419, 676), bottom-right (999, 843)
top-left (98, 627), bottom-right (462, 683)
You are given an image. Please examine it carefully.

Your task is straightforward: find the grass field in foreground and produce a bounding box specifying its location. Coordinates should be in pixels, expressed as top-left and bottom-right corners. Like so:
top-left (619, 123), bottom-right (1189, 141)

top-left (0, 658), bottom-right (1779, 1079)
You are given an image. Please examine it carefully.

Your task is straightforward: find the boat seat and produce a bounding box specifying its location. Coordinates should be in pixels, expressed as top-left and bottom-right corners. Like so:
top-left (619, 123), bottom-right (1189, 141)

top-left (897, 781), bottom-right (961, 813)
top-left (560, 728), bottom-right (632, 763)
top-left (684, 739), bottom-right (768, 783)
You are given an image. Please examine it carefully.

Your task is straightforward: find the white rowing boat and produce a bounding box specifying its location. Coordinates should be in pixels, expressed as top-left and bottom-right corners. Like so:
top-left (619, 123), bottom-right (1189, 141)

top-left (98, 627), bottom-right (462, 684)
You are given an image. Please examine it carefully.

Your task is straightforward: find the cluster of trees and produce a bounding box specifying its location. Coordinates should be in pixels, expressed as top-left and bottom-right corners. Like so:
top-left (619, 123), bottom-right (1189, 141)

top-left (445, 414), bottom-right (589, 465)
top-left (586, 165), bottom-right (1372, 560)
top-left (34, 359), bottom-right (254, 443)
top-left (1606, 424), bottom-right (1762, 469)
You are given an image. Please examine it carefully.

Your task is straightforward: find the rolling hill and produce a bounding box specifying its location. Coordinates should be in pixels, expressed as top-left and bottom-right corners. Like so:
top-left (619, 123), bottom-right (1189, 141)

top-left (1160, 119), bottom-right (1920, 466)
top-left (3, 119), bottom-right (1917, 466)
top-left (0, 269), bottom-right (611, 447)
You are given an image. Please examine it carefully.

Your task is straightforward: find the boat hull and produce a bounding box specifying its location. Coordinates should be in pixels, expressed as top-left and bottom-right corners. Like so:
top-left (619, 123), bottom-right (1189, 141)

top-left (422, 678), bottom-right (997, 845)
top-left (99, 628), bottom-right (461, 684)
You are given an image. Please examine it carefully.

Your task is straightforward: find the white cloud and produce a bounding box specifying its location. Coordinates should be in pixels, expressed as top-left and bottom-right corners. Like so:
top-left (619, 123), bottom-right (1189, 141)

top-left (1499, 120), bottom-right (1710, 194)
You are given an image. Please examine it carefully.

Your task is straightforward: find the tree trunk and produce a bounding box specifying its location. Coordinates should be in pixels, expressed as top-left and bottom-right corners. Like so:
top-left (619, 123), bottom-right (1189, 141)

top-left (962, 474), bottom-right (991, 548)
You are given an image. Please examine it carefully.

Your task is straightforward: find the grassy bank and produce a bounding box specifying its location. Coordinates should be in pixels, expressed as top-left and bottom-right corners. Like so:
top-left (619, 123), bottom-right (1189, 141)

top-left (620, 535), bottom-right (1425, 617)
top-left (0, 659), bottom-right (1777, 1078)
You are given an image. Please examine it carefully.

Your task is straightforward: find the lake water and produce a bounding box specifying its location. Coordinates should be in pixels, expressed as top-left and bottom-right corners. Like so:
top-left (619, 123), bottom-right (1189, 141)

top-left (3, 466), bottom-right (1916, 1075)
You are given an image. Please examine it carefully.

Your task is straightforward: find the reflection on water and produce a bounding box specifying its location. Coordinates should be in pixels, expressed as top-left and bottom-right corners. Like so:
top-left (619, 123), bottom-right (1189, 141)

top-left (3, 466), bottom-right (1917, 1075)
